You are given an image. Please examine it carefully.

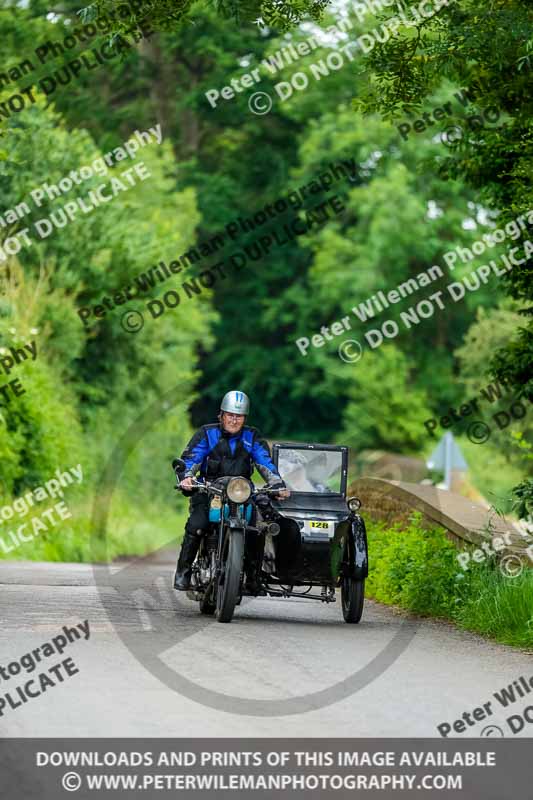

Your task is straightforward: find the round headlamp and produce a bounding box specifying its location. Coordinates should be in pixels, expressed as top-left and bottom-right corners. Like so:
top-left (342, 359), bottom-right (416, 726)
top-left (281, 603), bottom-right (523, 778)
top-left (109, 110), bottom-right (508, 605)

top-left (227, 477), bottom-right (252, 504)
top-left (348, 496), bottom-right (361, 512)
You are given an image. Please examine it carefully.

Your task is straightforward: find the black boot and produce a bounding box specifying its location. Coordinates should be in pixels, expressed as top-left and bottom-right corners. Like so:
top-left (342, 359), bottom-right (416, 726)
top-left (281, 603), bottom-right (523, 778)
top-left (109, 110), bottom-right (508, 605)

top-left (243, 534), bottom-right (265, 595)
top-left (174, 532), bottom-right (201, 591)
top-left (243, 558), bottom-right (264, 596)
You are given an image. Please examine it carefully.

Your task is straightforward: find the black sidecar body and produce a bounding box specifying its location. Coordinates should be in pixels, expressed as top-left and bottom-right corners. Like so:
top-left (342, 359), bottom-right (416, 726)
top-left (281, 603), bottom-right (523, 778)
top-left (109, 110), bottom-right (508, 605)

top-left (259, 442), bottom-right (368, 622)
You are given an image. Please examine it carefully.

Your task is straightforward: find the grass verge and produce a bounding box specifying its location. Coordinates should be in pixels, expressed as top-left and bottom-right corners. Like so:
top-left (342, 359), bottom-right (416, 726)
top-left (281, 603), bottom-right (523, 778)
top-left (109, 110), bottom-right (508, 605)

top-left (0, 490), bottom-right (187, 563)
top-left (366, 513), bottom-right (533, 649)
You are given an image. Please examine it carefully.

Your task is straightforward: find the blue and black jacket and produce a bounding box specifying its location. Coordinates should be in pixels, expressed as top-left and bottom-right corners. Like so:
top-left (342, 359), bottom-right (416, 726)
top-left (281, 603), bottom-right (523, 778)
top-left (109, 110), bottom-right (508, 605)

top-left (180, 423), bottom-right (282, 484)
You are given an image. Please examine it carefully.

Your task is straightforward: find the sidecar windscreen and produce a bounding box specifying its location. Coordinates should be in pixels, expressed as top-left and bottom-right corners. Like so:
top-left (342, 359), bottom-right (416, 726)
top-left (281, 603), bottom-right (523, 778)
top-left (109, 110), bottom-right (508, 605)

top-left (272, 443), bottom-right (348, 497)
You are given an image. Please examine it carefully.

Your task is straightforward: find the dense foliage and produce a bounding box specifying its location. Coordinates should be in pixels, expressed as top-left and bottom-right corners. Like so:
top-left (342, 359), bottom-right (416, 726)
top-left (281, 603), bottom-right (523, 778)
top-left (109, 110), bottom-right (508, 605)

top-left (366, 516), bottom-right (533, 648)
top-left (355, 0), bottom-right (533, 512)
top-left (0, 0), bottom-right (531, 564)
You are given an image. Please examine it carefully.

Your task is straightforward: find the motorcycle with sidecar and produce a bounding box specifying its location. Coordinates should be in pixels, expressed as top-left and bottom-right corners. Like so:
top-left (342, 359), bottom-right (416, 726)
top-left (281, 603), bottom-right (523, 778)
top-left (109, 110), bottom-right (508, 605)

top-left (172, 442), bottom-right (368, 624)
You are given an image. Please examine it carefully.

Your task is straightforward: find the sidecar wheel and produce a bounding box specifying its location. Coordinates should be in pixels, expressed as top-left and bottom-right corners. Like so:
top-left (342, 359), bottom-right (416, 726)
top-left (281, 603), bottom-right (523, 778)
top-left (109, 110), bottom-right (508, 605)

top-left (341, 577), bottom-right (364, 624)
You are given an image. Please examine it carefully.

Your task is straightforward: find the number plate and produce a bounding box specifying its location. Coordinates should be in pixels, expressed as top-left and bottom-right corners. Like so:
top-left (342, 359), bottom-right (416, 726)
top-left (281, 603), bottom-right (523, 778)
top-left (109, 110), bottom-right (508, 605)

top-left (309, 521), bottom-right (331, 529)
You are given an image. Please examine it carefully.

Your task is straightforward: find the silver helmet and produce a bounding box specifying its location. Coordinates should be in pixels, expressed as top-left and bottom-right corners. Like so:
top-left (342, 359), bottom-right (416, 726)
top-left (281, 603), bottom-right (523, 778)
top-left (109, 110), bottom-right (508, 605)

top-left (220, 390), bottom-right (250, 416)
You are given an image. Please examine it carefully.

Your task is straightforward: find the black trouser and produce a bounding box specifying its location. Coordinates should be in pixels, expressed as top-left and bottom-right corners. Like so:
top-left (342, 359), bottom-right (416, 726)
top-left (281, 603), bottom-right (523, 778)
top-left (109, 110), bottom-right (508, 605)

top-left (182, 494), bottom-right (264, 570)
top-left (185, 493), bottom-right (210, 538)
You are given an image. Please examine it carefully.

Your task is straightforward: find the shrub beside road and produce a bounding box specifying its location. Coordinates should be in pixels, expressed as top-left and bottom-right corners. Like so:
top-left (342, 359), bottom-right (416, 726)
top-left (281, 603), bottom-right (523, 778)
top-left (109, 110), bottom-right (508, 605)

top-left (366, 515), bottom-right (533, 649)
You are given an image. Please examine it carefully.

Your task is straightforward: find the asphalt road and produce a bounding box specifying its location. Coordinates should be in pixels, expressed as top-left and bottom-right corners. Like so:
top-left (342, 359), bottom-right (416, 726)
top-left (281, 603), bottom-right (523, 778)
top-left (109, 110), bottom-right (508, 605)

top-left (1, 556), bottom-right (531, 738)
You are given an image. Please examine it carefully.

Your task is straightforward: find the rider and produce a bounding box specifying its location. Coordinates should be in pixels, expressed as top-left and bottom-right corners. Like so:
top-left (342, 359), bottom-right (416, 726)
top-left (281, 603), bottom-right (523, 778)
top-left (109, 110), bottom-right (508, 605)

top-left (173, 390), bottom-right (288, 592)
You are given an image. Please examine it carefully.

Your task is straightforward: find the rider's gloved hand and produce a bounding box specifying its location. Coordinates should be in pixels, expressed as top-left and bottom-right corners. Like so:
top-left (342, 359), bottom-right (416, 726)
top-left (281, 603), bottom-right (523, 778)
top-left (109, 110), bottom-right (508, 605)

top-left (268, 479), bottom-right (290, 499)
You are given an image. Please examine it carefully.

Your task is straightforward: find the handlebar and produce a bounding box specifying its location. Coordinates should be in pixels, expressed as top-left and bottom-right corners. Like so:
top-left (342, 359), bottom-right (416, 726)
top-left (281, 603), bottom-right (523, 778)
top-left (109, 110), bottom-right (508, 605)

top-left (176, 477), bottom-right (221, 494)
top-left (255, 486), bottom-right (287, 496)
top-left (176, 476), bottom-right (288, 498)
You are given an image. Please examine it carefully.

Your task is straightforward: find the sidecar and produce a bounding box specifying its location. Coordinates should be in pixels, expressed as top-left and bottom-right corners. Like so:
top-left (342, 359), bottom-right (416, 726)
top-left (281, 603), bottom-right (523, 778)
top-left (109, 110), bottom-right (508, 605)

top-left (260, 442), bottom-right (368, 623)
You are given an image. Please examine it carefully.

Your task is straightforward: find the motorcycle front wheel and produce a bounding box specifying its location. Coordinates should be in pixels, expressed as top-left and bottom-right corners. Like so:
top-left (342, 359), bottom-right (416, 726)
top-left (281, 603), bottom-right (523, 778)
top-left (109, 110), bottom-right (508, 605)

top-left (215, 529), bottom-right (244, 623)
top-left (341, 577), bottom-right (365, 624)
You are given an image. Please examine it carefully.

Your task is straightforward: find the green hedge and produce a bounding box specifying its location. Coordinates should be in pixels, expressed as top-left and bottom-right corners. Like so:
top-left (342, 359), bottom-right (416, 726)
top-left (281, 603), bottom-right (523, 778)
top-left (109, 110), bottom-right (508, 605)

top-left (366, 514), bottom-right (533, 648)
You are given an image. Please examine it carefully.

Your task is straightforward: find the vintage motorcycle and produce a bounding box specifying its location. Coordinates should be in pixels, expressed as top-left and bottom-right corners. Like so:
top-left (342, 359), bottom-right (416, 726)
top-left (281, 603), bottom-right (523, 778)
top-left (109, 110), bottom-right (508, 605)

top-left (172, 461), bottom-right (282, 622)
top-left (172, 442), bottom-right (368, 625)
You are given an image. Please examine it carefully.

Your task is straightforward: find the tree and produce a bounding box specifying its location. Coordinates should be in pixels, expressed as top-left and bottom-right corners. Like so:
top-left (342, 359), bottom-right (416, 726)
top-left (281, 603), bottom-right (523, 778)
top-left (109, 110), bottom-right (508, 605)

top-left (354, 0), bottom-right (533, 507)
top-left (0, 94), bottom-right (212, 501)
top-left (88, 0), bottom-right (331, 32)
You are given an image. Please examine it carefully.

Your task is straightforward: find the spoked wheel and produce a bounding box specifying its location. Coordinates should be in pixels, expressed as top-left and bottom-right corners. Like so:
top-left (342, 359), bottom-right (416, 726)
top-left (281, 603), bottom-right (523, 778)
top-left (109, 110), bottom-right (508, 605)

top-left (341, 576), bottom-right (365, 623)
top-left (215, 529), bottom-right (244, 623)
